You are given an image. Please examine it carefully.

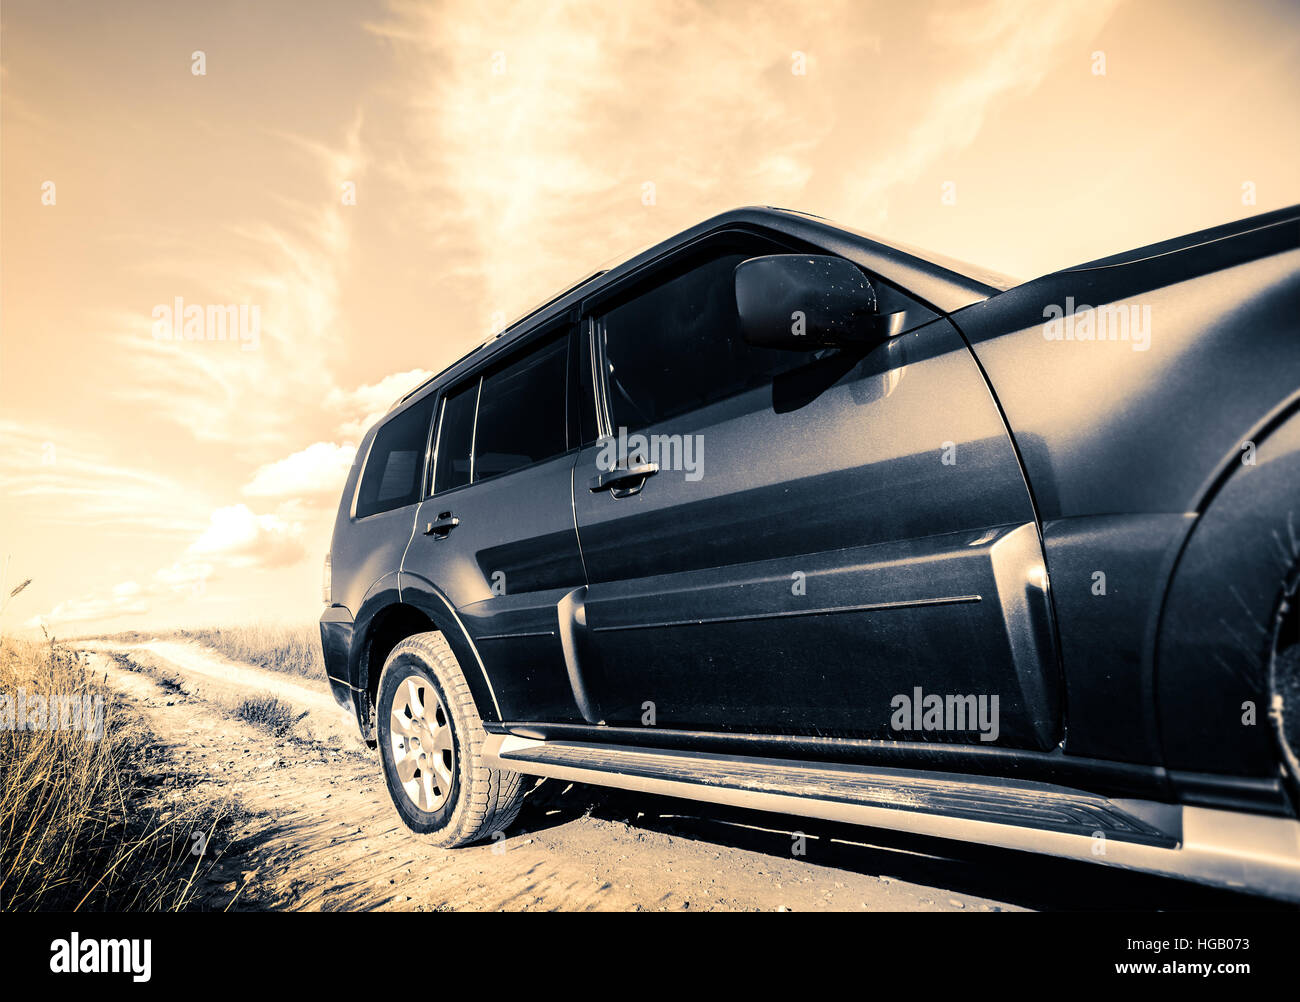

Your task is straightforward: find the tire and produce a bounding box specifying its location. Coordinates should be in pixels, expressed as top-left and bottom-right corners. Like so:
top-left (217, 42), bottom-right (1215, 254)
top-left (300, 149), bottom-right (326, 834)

top-left (375, 632), bottom-right (525, 847)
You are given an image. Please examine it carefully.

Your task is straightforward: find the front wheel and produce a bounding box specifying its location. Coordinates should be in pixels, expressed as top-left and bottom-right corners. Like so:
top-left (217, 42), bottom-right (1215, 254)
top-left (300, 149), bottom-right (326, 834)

top-left (375, 632), bottom-right (525, 846)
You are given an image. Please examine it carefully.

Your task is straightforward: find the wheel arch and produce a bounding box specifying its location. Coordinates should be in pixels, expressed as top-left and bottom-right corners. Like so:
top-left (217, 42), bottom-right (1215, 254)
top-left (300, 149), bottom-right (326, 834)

top-left (1155, 400), bottom-right (1300, 794)
top-left (388, 571), bottom-right (502, 726)
top-left (351, 594), bottom-right (500, 743)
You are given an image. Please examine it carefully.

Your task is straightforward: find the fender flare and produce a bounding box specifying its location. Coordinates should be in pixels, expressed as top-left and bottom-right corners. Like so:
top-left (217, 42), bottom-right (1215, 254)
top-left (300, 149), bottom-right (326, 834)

top-left (1154, 401), bottom-right (1300, 782)
top-left (395, 570), bottom-right (502, 722)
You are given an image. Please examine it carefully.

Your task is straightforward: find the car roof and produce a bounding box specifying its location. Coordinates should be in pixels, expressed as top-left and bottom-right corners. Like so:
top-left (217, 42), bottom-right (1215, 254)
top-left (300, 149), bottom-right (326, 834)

top-left (391, 206), bottom-right (1004, 414)
top-left (1060, 204), bottom-right (1300, 273)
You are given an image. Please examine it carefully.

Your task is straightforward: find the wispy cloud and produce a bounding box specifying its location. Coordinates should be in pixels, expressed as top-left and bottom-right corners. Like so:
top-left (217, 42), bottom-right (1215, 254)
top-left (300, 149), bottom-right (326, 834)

top-left (368, 0), bottom-right (855, 332)
top-left (14, 359), bottom-right (424, 630)
top-left (28, 582), bottom-right (152, 630)
top-left (0, 420), bottom-right (207, 535)
top-left (103, 118), bottom-right (368, 451)
top-left (812, 0), bottom-right (1128, 226)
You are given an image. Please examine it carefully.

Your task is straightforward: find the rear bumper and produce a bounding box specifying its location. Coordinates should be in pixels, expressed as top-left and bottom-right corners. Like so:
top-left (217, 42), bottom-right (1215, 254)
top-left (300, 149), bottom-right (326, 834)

top-left (319, 606), bottom-right (355, 710)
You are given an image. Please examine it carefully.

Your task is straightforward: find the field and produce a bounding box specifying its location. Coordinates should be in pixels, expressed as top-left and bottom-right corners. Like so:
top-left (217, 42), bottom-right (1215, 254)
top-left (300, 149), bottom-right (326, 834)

top-left (2, 628), bottom-right (1276, 912)
top-left (168, 624), bottom-right (325, 679)
top-left (0, 635), bottom-right (224, 911)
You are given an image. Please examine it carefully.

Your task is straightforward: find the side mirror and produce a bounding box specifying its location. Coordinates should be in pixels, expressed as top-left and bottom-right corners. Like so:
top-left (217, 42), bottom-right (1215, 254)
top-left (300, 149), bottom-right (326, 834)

top-left (735, 254), bottom-right (897, 350)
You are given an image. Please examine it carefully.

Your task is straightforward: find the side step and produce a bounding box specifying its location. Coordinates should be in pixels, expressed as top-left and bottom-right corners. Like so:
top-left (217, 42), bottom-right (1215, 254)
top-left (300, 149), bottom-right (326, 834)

top-left (485, 734), bottom-right (1300, 900)
top-left (491, 736), bottom-right (1176, 845)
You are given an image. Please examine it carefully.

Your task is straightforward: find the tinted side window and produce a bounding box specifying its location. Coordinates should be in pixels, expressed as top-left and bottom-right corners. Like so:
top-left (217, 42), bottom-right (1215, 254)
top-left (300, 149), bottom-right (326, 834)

top-left (433, 382), bottom-right (477, 495)
top-left (355, 393), bottom-right (435, 518)
top-left (473, 332), bottom-right (568, 481)
top-left (598, 251), bottom-right (814, 431)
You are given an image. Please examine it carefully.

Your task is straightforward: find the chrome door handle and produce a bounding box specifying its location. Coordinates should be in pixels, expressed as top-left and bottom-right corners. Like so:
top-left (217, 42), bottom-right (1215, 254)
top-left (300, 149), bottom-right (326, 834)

top-left (588, 462), bottom-right (659, 493)
top-left (424, 512), bottom-right (459, 538)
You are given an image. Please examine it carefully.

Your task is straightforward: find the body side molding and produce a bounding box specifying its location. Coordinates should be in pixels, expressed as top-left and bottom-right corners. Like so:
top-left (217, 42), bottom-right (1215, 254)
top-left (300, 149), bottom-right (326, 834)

top-left (557, 586), bottom-right (602, 724)
top-left (989, 522), bottom-right (1060, 749)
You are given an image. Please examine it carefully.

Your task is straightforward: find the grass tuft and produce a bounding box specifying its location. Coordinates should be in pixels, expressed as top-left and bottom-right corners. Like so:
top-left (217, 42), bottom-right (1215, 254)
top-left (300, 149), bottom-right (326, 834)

top-left (234, 693), bottom-right (306, 737)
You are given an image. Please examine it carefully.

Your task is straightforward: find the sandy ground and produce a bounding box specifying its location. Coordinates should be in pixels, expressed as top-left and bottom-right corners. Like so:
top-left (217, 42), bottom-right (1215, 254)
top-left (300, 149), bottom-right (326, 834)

top-left (75, 640), bottom-right (1284, 912)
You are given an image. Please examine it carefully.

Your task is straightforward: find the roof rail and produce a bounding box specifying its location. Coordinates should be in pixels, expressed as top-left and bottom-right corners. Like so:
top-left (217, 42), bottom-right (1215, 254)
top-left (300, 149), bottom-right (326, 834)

top-left (393, 267), bottom-right (609, 410)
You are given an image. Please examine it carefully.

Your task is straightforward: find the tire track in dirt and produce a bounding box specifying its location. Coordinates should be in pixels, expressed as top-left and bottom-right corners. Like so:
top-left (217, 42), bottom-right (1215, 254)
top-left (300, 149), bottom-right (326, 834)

top-left (79, 640), bottom-right (1274, 911)
top-left (80, 643), bottom-right (1027, 911)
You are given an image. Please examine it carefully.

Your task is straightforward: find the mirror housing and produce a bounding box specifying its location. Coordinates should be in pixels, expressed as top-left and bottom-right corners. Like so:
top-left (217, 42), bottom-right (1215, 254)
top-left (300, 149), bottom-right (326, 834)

top-left (735, 254), bottom-right (897, 350)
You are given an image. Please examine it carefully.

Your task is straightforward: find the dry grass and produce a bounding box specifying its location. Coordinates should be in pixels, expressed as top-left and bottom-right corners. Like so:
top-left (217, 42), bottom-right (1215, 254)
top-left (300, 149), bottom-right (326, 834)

top-left (0, 635), bottom-right (222, 911)
top-left (235, 693), bottom-right (307, 736)
top-left (171, 624), bottom-right (325, 679)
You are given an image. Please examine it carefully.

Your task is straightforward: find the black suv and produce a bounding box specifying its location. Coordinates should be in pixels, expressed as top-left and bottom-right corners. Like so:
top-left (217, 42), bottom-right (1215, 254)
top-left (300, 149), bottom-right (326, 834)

top-left (321, 205), bottom-right (1300, 899)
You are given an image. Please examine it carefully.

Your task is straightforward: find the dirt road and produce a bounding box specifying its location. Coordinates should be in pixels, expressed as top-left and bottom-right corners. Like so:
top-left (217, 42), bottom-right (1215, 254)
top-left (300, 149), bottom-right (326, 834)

top-left (78, 640), bottom-right (1279, 912)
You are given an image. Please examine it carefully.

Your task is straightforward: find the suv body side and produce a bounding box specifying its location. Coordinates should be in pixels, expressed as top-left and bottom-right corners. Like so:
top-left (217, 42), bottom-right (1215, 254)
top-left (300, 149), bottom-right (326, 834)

top-left (320, 204), bottom-right (1300, 898)
top-left (322, 207), bottom-right (1060, 758)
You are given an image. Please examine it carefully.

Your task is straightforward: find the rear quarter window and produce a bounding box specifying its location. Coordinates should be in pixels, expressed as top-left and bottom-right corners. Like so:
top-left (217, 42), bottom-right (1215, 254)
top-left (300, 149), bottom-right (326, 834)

top-left (354, 394), bottom-right (435, 519)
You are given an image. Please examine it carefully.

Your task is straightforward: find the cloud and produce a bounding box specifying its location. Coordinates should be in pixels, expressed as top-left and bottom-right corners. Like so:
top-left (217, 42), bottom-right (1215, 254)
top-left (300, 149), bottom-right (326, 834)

top-left (103, 117), bottom-right (369, 452)
top-left (0, 419), bottom-right (209, 535)
top-left (26, 559), bottom-right (220, 630)
top-left (187, 504), bottom-right (306, 569)
top-left (831, 0), bottom-right (1126, 222)
top-left (328, 368), bottom-right (432, 441)
top-left (27, 585), bottom-right (150, 630)
top-left (243, 441), bottom-right (357, 502)
top-left (153, 559), bottom-right (215, 594)
top-left (368, 0), bottom-right (854, 331)
top-left (366, 0), bottom-right (1124, 279)
top-left (24, 498), bottom-right (303, 629)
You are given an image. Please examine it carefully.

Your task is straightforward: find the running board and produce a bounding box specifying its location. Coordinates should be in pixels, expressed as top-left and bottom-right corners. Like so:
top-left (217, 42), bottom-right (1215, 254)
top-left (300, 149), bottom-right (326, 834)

top-left (485, 734), bottom-right (1300, 900)
top-left (492, 736), bottom-right (1176, 845)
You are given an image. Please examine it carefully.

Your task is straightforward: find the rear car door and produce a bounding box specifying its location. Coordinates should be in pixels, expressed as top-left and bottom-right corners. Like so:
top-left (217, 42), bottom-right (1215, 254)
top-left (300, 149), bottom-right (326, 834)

top-left (401, 322), bottom-right (588, 723)
top-left (568, 233), bottom-right (1061, 749)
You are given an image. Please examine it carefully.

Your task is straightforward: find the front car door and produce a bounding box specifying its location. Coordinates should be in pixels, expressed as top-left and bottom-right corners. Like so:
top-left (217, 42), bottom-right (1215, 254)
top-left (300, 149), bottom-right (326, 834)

top-left (568, 231), bottom-right (1061, 750)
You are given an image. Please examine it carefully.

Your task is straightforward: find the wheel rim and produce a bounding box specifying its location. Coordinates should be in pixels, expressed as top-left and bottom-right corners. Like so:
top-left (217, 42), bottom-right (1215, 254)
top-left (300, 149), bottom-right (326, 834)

top-left (388, 674), bottom-right (455, 812)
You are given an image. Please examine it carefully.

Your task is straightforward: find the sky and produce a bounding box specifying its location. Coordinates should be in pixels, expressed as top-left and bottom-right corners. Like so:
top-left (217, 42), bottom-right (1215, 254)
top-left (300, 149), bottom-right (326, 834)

top-left (1, 0), bottom-right (1298, 636)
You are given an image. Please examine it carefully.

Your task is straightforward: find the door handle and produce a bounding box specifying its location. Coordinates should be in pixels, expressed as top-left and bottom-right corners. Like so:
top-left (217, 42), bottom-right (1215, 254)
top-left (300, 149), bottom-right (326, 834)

top-left (424, 512), bottom-right (459, 538)
top-left (588, 461), bottom-right (659, 493)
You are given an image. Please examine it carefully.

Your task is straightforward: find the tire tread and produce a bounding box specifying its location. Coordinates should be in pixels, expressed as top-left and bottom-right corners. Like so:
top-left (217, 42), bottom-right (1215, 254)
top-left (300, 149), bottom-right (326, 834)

top-left (379, 631), bottom-right (524, 846)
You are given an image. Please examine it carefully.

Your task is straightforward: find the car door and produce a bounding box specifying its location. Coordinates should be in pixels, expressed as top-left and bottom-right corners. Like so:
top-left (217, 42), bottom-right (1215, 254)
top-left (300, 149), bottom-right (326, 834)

top-left (568, 232), bottom-right (1061, 750)
top-left (401, 322), bottom-right (588, 723)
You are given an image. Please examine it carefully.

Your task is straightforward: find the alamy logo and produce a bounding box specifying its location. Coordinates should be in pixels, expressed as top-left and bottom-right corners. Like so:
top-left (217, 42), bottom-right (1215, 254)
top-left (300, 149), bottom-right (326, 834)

top-left (0, 688), bottom-right (104, 741)
top-left (595, 426), bottom-right (704, 481)
top-left (50, 934), bottom-right (151, 982)
top-left (151, 297), bottom-right (261, 351)
top-left (1042, 297), bottom-right (1151, 352)
top-left (890, 686), bottom-right (1000, 742)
